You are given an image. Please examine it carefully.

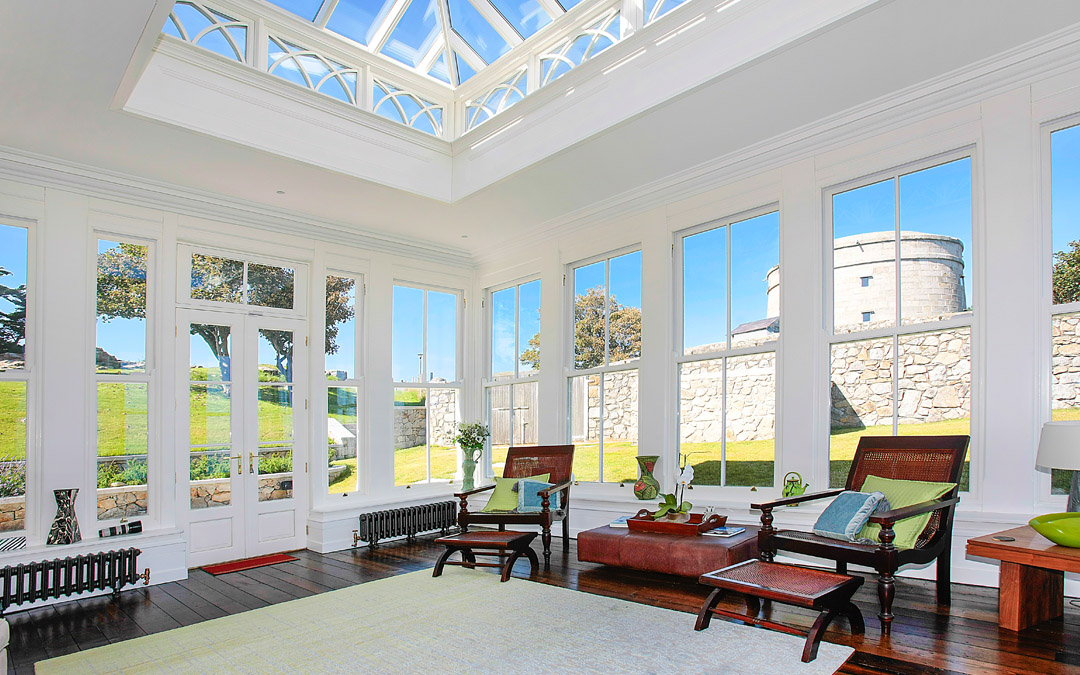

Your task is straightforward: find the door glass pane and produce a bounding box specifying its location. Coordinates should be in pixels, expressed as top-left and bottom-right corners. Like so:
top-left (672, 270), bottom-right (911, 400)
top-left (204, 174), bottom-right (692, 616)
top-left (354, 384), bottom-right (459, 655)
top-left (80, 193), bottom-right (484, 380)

top-left (97, 382), bottom-right (148, 520)
top-left (190, 323), bottom-right (232, 509)
top-left (248, 263), bottom-right (295, 310)
top-left (683, 227), bottom-right (726, 354)
top-left (609, 251), bottom-right (642, 364)
top-left (394, 387), bottom-right (426, 486)
top-left (573, 261), bottom-right (605, 369)
top-left (730, 212), bottom-right (780, 348)
top-left (518, 280), bottom-right (541, 376)
top-left (96, 240), bottom-right (147, 375)
top-left (190, 447), bottom-right (231, 509)
top-left (325, 275), bottom-right (357, 381)
top-left (190, 325), bottom-right (231, 381)
top-left (0, 224), bottom-right (27, 372)
top-left (191, 384), bottom-right (231, 445)
top-left (569, 374), bottom-right (598, 481)
top-left (427, 291), bottom-right (457, 383)
top-left (0, 382), bottom-right (26, 532)
top-left (830, 337), bottom-right (894, 488)
top-left (257, 447), bottom-right (294, 501)
top-left (191, 253), bottom-right (244, 304)
top-left (393, 286), bottom-right (424, 383)
top-left (259, 330), bottom-right (293, 383)
top-left (258, 381), bottom-right (293, 502)
top-left (328, 386), bottom-right (358, 494)
top-left (428, 388), bottom-right (458, 481)
top-left (491, 287), bottom-right (516, 380)
top-left (833, 179), bottom-right (896, 334)
top-left (602, 370), bottom-right (638, 483)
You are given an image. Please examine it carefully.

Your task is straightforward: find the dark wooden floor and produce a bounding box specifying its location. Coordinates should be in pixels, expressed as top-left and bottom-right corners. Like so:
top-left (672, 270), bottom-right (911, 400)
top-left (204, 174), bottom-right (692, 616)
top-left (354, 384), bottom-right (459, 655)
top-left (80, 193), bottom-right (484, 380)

top-left (10, 535), bottom-right (1080, 674)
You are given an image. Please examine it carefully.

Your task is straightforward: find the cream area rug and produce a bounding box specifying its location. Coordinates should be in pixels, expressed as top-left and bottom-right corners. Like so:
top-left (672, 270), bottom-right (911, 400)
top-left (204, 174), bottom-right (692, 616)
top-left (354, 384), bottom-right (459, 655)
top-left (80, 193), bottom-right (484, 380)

top-left (36, 567), bottom-right (855, 674)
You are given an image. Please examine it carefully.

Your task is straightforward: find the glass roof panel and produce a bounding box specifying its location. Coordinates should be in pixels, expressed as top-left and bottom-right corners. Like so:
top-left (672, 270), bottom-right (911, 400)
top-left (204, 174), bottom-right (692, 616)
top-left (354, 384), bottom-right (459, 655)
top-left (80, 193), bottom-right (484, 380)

top-left (645, 0), bottom-right (688, 24)
top-left (557, 0), bottom-right (585, 9)
top-left (380, 0), bottom-right (441, 68)
top-left (448, 0), bottom-right (511, 65)
top-left (455, 52), bottom-right (478, 84)
top-left (428, 52), bottom-right (451, 84)
top-left (488, 0), bottom-right (553, 39)
top-left (266, 0), bottom-right (324, 21)
top-left (325, 0), bottom-right (397, 46)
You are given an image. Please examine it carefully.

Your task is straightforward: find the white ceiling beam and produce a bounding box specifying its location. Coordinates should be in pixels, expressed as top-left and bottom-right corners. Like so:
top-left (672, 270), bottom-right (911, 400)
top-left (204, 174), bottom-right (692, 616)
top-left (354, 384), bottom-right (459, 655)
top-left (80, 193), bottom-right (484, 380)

top-left (435, 0), bottom-right (460, 85)
top-left (314, 0), bottom-right (339, 28)
top-left (418, 35), bottom-right (446, 71)
top-left (449, 30), bottom-right (486, 72)
top-left (535, 0), bottom-right (566, 19)
top-left (369, 0), bottom-right (412, 53)
top-left (466, 0), bottom-right (525, 46)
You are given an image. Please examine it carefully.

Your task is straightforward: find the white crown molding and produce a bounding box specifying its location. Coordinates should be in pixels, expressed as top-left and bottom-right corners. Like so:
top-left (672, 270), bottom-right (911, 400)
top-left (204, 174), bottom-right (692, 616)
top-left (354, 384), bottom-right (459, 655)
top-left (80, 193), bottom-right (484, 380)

top-left (0, 146), bottom-right (475, 269)
top-left (472, 20), bottom-right (1080, 267)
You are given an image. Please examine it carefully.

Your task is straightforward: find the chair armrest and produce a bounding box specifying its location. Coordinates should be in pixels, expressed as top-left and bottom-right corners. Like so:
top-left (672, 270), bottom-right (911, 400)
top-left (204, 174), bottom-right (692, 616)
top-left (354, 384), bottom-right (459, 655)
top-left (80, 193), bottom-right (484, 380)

top-left (751, 489), bottom-right (844, 510)
top-left (536, 481), bottom-right (571, 498)
top-left (867, 496), bottom-right (959, 525)
top-left (454, 484), bottom-right (496, 498)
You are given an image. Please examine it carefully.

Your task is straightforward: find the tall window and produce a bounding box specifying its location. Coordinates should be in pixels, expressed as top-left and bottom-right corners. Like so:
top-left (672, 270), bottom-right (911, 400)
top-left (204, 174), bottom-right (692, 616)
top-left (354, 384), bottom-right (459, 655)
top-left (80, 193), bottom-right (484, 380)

top-left (486, 279), bottom-right (540, 475)
top-left (828, 156), bottom-right (973, 490)
top-left (325, 273), bottom-right (360, 495)
top-left (0, 223), bottom-right (28, 533)
top-left (392, 284), bottom-right (461, 486)
top-left (568, 250), bottom-right (641, 483)
top-left (678, 210), bottom-right (779, 488)
top-left (1049, 123), bottom-right (1080, 496)
top-left (96, 239), bottom-right (152, 521)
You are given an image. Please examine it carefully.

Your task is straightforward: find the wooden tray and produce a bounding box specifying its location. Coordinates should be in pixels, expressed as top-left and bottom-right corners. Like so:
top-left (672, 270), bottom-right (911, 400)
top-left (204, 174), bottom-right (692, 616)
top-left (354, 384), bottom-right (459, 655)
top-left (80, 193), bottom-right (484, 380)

top-left (627, 509), bottom-right (728, 536)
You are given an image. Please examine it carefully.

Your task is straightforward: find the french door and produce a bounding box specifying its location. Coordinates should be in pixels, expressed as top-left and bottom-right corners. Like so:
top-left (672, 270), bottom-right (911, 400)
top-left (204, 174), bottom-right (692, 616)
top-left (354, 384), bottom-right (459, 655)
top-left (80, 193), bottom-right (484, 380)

top-left (179, 309), bottom-right (308, 567)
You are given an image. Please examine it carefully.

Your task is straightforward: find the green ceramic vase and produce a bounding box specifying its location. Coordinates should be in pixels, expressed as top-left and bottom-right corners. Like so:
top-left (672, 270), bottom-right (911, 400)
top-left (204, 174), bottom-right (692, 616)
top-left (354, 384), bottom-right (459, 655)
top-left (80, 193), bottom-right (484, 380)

top-left (461, 455), bottom-right (478, 492)
top-left (634, 455), bottom-right (661, 500)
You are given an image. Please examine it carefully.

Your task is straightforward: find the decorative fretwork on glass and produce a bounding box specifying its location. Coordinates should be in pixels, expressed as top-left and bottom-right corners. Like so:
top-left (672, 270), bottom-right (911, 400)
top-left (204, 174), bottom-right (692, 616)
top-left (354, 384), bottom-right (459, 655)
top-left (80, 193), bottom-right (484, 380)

top-left (372, 79), bottom-right (444, 137)
top-left (465, 68), bottom-right (527, 131)
top-left (162, 1), bottom-right (249, 63)
top-left (267, 37), bottom-right (359, 105)
top-left (539, 9), bottom-right (623, 87)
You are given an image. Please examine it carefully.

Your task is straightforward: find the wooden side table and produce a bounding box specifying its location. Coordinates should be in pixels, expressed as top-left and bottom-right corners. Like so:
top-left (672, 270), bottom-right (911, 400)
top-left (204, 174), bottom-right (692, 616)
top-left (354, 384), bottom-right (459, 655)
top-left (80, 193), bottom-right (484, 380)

top-left (967, 525), bottom-right (1080, 631)
top-left (433, 530), bottom-right (539, 582)
top-left (696, 560), bottom-right (864, 663)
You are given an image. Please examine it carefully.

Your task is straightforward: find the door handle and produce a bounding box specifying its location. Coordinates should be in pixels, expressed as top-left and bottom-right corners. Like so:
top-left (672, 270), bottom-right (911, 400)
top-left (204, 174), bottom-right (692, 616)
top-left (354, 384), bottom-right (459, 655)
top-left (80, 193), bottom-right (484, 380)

top-left (228, 454), bottom-right (243, 475)
top-left (249, 452), bottom-right (257, 475)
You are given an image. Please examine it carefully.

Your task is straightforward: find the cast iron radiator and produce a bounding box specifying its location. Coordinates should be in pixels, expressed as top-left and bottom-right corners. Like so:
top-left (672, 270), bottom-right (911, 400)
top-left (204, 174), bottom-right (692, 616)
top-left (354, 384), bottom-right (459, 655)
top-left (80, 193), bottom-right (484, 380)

top-left (0, 547), bottom-right (150, 615)
top-left (353, 501), bottom-right (458, 548)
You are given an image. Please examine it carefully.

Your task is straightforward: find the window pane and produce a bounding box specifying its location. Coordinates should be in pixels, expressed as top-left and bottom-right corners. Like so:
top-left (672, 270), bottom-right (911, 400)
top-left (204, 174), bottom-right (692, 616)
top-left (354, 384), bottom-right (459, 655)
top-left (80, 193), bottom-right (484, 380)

top-left (513, 381), bottom-right (538, 445)
top-left (0, 382), bottom-right (26, 532)
top-left (602, 370), bottom-right (638, 483)
top-left (518, 280), bottom-right (541, 376)
top-left (190, 447), bottom-right (231, 509)
top-left (609, 251), bottom-right (642, 364)
top-left (325, 275), bottom-right (357, 381)
top-left (489, 384), bottom-right (512, 473)
top-left (491, 287), bottom-right (516, 379)
top-left (191, 253), bottom-right (244, 304)
top-left (448, 0), bottom-right (511, 65)
top-left (726, 354), bottom-right (775, 487)
top-left (247, 263), bottom-right (295, 310)
top-left (266, 0), bottom-right (324, 21)
top-left (259, 330), bottom-right (293, 383)
top-left (96, 241), bottom-right (147, 375)
top-left (326, 0), bottom-right (396, 45)
top-left (328, 386), bottom-right (358, 494)
top-left (190, 325), bottom-right (231, 381)
top-left (393, 286), bottom-right (424, 383)
top-left (97, 383), bottom-right (148, 520)
top-left (573, 261), bottom-right (605, 369)
top-left (380, 0), bottom-right (440, 68)
top-left (1050, 312), bottom-right (1080, 493)
top-left (833, 180), bottom-right (896, 334)
top-left (1052, 125), bottom-right (1080, 305)
top-left (569, 374), bottom-right (598, 481)
top-left (681, 359), bottom-right (722, 486)
top-left (427, 291), bottom-right (458, 382)
top-left (0, 224), bottom-right (27, 370)
top-left (683, 227), bottom-right (727, 354)
top-left (830, 337), bottom-right (894, 488)
top-left (489, 0), bottom-right (552, 38)
top-left (730, 212), bottom-right (780, 348)
top-left (394, 388), bottom-right (426, 486)
top-left (899, 159), bottom-right (972, 325)
top-left (428, 388), bottom-right (458, 481)
top-left (897, 328), bottom-right (971, 491)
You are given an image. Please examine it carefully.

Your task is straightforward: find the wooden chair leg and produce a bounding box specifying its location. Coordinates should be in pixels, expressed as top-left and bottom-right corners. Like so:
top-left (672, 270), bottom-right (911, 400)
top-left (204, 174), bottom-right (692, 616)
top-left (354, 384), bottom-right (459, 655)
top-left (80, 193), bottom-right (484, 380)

top-left (461, 549), bottom-right (476, 569)
top-left (843, 601), bottom-right (865, 635)
top-left (877, 572), bottom-right (895, 635)
top-left (745, 595), bottom-right (761, 618)
top-left (541, 526), bottom-right (552, 569)
top-left (936, 547), bottom-right (952, 606)
top-left (695, 588), bottom-right (724, 631)
top-left (498, 524), bottom-right (506, 532)
top-left (562, 517), bottom-right (570, 549)
top-left (836, 561), bottom-right (847, 575)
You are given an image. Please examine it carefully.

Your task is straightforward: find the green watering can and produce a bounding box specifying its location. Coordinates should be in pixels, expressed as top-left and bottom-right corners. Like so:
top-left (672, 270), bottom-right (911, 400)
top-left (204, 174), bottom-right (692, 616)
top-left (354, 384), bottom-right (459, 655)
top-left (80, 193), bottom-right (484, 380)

top-left (782, 472), bottom-right (809, 505)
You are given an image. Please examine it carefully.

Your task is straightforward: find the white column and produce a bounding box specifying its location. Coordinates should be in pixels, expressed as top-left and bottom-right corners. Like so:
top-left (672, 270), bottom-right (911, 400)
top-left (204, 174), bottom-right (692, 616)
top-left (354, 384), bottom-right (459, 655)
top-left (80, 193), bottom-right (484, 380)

top-left (638, 216), bottom-right (673, 487)
top-left (365, 257), bottom-right (395, 498)
top-left (537, 249), bottom-right (565, 445)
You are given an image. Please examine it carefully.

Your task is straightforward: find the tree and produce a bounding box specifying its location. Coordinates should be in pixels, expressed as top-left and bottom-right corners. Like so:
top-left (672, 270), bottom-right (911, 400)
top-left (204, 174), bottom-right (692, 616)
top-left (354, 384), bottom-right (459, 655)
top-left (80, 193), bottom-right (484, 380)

top-left (520, 287), bottom-right (641, 371)
top-left (1054, 240), bottom-right (1080, 304)
top-left (0, 267), bottom-right (27, 357)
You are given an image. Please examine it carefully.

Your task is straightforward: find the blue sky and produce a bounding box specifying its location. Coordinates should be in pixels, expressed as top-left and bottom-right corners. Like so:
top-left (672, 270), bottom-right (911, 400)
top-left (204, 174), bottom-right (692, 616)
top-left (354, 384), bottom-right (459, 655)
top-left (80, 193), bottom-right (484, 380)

top-left (1053, 125), bottom-right (1080, 268)
top-left (491, 279), bottom-right (541, 377)
top-left (393, 286), bottom-right (457, 382)
top-left (683, 212), bottom-right (779, 351)
top-left (190, 330), bottom-right (229, 376)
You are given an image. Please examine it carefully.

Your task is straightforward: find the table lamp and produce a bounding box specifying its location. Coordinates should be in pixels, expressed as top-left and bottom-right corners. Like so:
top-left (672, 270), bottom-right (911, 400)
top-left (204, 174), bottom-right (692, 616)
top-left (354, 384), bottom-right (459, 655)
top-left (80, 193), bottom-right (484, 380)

top-left (1036, 422), bottom-right (1080, 512)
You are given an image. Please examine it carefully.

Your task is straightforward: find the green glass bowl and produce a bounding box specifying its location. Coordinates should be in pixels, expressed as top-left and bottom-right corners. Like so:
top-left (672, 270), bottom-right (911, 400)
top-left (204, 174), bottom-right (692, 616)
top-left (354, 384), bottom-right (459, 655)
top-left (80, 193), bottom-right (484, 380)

top-left (1029, 512), bottom-right (1080, 548)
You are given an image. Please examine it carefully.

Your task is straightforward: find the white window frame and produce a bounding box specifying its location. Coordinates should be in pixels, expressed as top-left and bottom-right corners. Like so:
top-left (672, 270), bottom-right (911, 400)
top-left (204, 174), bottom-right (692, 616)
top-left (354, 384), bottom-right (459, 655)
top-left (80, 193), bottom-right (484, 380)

top-left (92, 234), bottom-right (157, 527)
top-left (565, 246), bottom-right (641, 484)
top-left (483, 276), bottom-right (541, 477)
top-left (824, 149), bottom-right (977, 491)
top-left (392, 281), bottom-right (464, 487)
top-left (674, 204), bottom-right (781, 489)
top-left (176, 243), bottom-right (309, 319)
top-left (0, 216), bottom-right (36, 540)
top-left (322, 269), bottom-right (364, 499)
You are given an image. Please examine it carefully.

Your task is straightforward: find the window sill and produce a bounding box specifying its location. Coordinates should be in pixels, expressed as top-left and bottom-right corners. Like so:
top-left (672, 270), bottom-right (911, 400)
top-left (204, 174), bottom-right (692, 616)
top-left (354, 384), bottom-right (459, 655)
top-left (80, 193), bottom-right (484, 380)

top-left (0, 527), bottom-right (184, 565)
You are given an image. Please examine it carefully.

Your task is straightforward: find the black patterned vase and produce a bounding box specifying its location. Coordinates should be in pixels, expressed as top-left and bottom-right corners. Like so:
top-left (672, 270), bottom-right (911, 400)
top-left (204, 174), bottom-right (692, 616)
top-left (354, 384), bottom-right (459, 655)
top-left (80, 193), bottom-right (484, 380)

top-left (47, 488), bottom-right (82, 545)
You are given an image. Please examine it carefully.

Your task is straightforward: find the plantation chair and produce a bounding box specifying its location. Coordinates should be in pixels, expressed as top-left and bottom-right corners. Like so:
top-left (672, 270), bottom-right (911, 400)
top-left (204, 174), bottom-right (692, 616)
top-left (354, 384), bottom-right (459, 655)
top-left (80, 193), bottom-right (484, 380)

top-left (751, 435), bottom-right (969, 635)
top-left (455, 445), bottom-right (574, 569)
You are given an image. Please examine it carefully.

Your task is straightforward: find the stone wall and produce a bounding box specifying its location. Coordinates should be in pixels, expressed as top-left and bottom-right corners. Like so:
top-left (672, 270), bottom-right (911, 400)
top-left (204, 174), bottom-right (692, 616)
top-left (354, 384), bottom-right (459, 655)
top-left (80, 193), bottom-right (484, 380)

top-left (0, 497), bottom-right (24, 533)
top-left (97, 486), bottom-right (147, 520)
top-left (392, 389), bottom-right (458, 450)
top-left (189, 475), bottom-right (293, 508)
top-left (581, 369), bottom-right (638, 442)
top-left (1052, 313), bottom-right (1080, 409)
top-left (680, 353), bottom-right (776, 443)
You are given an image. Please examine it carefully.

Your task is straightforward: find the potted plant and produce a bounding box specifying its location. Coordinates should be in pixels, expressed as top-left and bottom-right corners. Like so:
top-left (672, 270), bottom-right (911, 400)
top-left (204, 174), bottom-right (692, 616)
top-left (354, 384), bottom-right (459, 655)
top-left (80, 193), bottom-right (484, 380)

top-left (653, 453), bottom-right (696, 522)
top-left (453, 422), bottom-right (490, 491)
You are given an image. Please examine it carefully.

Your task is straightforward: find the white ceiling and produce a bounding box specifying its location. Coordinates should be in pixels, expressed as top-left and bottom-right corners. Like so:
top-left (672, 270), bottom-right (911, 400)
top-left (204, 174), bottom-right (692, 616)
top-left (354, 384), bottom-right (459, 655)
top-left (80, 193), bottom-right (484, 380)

top-left (2, 0), bottom-right (1080, 258)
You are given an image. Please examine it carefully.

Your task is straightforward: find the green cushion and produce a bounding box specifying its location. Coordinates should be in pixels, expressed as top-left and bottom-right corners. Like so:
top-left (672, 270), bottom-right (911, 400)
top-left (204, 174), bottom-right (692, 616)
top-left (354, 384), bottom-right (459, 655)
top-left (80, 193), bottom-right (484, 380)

top-left (481, 473), bottom-right (550, 512)
top-left (856, 475), bottom-right (956, 550)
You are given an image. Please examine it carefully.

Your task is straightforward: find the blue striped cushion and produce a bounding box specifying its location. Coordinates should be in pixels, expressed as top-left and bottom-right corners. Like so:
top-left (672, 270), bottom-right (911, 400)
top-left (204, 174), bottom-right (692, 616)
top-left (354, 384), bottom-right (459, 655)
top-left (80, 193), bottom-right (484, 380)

top-left (813, 491), bottom-right (889, 542)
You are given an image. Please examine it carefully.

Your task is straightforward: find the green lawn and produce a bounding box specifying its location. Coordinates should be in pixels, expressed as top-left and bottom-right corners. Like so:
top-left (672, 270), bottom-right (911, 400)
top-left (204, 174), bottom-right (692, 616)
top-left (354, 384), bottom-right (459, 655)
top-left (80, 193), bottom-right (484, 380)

top-left (329, 457), bottom-right (356, 494)
top-left (394, 444), bottom-right (455, 486)
top-left (0, 382), bottom-right (26, 460)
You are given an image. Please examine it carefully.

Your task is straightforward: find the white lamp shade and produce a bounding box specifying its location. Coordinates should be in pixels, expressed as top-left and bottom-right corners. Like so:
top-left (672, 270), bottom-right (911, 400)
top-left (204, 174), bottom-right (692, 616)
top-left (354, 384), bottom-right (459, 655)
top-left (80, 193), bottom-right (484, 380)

top-left (1036, 422), bottom-right (1080, 471)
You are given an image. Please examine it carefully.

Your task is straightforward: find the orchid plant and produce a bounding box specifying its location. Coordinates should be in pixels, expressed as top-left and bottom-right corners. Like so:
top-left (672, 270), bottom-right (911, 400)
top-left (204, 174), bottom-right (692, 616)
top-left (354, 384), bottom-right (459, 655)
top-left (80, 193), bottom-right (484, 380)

top-left (653, 452), bottom-right (697, 519)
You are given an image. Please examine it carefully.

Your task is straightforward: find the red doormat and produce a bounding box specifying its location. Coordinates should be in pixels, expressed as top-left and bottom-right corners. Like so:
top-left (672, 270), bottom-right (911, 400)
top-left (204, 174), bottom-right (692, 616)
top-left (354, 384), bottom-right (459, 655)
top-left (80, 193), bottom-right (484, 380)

top-left (201, 553), bottom-right (298, 575)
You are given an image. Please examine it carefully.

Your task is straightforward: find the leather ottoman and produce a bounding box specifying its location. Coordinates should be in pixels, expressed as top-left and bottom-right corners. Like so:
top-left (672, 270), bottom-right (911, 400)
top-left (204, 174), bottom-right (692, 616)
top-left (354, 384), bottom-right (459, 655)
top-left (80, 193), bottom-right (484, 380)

top-left (577, 524), bottom-right (759, 577)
